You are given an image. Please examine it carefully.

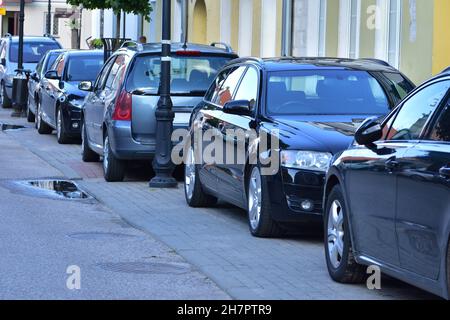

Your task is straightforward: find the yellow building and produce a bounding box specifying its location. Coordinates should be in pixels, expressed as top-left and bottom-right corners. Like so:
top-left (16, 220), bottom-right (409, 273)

top-left (143, 0), bottom-right (450, 85)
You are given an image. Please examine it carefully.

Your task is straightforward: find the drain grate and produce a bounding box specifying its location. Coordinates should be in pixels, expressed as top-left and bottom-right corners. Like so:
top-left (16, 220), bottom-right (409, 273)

top-left (68, 232), bottom-right (138, 240)
top-left (1, 123), bottom-right (25, 131)
top-left (96, 262), bottom-right (191, 275)
top-left (26, 180), bottom-right (91, 199)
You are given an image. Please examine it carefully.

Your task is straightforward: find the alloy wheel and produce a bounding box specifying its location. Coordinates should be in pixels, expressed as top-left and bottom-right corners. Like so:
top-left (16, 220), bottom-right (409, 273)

top-left (37, 103), bottom-right (42, 129)
top-left (57, 109), bottom-right (62, 140)
top-left (184, 146), bottom-right (196, 200)
top-left (327, 200), bottom-right (345, 269)
top-left (0, 85), bottom-right (4, 106)
top-left (248, 167), bottom-right (262, 230)
top-left (103, 136), bottom-right (109, 173)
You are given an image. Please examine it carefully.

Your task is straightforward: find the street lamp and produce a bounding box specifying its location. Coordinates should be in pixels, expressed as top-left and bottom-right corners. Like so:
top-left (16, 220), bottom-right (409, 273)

top-left (149, 0), bottom-right (177, 188)
top-left (46, 0), bottom-right (51, 35)
top-left (11, 0), bottom-right (28, 117)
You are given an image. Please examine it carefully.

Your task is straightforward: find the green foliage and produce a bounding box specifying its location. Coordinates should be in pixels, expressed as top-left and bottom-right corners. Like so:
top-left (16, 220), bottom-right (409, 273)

top-left (66, 0), bottom-right (153, 21)
top-left (89, 38), bottom-right (104, 49)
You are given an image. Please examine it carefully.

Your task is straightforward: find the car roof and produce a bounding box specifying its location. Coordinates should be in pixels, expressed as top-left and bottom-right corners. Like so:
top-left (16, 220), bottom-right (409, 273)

top-left (117, 42), bottom-right (238, 56)
top-left (228, 57), bottom-right (399, 73)
top-left (4, 36), bottom-right (59, 43)
top-left (63, 50), bottom-right (104, 57)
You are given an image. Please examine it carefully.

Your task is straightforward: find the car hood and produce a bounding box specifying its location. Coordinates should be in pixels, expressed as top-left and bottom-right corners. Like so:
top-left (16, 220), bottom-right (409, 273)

top-left (261, 114), bottom-right (383, 154)
top-left (65, 81), bottom-right (89, 100)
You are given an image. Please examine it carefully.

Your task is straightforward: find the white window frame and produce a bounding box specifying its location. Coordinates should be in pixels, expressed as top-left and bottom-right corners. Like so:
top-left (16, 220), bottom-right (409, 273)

top-left (338, 0), bottom-right (361, 58)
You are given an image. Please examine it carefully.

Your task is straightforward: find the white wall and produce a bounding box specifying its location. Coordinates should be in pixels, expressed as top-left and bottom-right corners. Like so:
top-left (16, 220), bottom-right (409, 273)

top-left (260, 0), bottom-right (277, 57)
top-left (238, 0), bottom-right (253, 56)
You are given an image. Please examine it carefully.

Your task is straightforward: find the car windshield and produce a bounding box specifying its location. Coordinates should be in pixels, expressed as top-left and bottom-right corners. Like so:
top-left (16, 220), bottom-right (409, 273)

top-left (266, 70), bottom-right (391, 115)
top-left (9, 42), bottom-right (61, 63)
top-left (66, 55), bottom-right (104, 82)
top-left (126, 54), bottom-right (234, 95)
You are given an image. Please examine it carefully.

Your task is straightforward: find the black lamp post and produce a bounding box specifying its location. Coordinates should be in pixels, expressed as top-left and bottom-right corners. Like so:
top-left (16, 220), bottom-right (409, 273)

top-left (11, 0), bottom-right (28, 117)
top-left (149, 0), bottom-right (177, 188)
top-left (46, 0), bottom-right (51, 35)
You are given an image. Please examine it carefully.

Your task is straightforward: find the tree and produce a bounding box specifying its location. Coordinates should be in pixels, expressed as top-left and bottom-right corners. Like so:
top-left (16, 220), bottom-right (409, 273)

top-left (67, 0), bottom-right (153, 40)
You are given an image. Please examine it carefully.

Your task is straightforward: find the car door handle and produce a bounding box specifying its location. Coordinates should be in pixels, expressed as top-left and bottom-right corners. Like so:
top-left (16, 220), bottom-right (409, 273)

top-left (385, 158), bottom-right (400, 170)
top-left (439, 166), bottom-right (450, 178)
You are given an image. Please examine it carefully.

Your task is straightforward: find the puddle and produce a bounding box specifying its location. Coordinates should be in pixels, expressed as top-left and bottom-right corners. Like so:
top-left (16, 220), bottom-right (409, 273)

top-left (21, 180), bottom-right (92, 200)
top-left (1, 123), bottom-right (25, 131)
top-left (96, 262), bottom-right (191, 275)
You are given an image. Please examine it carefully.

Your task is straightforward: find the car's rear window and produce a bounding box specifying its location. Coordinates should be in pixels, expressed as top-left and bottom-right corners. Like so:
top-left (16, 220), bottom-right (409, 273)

top-left (126, 54), bottom-right (234, 95)
top-left (66, 55), bottom-right (104, 82)
top-left (9, 41), bottom-right (61, 63)
top-left (266, 70), bottom-right (391, 115)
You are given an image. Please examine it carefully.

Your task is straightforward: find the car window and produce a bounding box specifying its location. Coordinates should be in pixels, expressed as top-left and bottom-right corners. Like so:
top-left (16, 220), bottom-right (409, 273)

top-left (234, 66), bottom-right (259, 112)
top-left (214, 66), bottom-right (246, 106)
top-left (386, 80), bottom-right (450, 141)
top-left (44, 53), bottom-right (59, 74)
top-left (94, 56), bottom-right (117, 90)
top-left (65, 55), bottom-right (103, 82)
top-left (206, 67), bottom-right (234, 103)
top-left (55, 56), bottom-right (65, 78)
top-left (9, 41), bottom-right (60, 63)
top-left (35, 58), bottom-right (43, 75)
top-left (125, 54), bottom-right (234, 95)
top-left (380, 72), bottom-right (415, 103)
top-left (266, 70), bottom-right (390, 115)
top-left (105, 55), bottom-right (127, 91)
top-left (0, 42), bottom-right (7, 60)
top-left (428, 102), bottom-right (450, 142)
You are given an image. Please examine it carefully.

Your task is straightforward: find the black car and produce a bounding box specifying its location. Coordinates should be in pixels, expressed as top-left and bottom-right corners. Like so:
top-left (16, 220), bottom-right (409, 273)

top-left (323, 71), bottom-right (450, 299)
top-left (26, 49), bottom-right (67, 123)
top-left (184, 57), bottom-right (414, 237)
top-left (36, 50), bottom-right (104, 144)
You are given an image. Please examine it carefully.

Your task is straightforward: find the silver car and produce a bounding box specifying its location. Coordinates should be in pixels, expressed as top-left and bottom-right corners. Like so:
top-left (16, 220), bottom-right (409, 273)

top-left (80, 42), bottom-right (238, 182)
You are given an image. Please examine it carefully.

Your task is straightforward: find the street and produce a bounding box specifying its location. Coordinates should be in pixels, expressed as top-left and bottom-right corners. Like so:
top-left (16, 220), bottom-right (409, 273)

top-left (0, 108), bottom-right (440, 300)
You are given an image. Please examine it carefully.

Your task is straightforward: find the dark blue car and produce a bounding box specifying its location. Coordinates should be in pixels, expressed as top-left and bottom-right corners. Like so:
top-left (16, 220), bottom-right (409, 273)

top-left (184, 57), bottom-right (414, 237)
top-left (324, 70), bottom-right (450, 299)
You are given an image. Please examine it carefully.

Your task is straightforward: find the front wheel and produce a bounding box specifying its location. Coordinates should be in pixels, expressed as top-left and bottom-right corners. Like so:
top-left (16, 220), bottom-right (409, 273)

top-left (81, 122), bottom-right (99, 162)
top-left (103, 133), bottom-right (125, 182)
top-left (1, 82), bottom-right (12, 108)
top-left (56, 107), bottom-right (70, 144)
top-left (324, 185), bottom-right (366, 283)
top-left (26, 98), bottom-right (35, 123)
top-left (247, 166), bottom-right (284, 238)
top-left (36, 101), bottom-right (52, 134)
top-left (184, 144), bottom-right (217, 207)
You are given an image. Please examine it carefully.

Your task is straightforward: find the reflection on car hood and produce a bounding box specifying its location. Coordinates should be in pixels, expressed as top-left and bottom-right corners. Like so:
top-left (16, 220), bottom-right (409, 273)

top-left (65, 81), bottom-right (89, 100)
top-left (263, 114), bottom-right (381, 154)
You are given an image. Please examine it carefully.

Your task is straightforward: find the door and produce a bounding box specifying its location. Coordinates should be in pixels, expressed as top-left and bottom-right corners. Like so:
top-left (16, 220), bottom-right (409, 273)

top-left (395, 86), bottom-right (450, 279)
top-left (216, 66), bottom-right (260, 207)
top-left (42, 55), bottom-right (65, 126)
top-left (198, 65), bottom-right (247, 195)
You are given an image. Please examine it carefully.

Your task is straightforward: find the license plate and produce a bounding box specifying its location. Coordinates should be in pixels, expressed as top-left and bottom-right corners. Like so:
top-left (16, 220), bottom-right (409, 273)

top-left (173, 112), bottom-right (191, 125)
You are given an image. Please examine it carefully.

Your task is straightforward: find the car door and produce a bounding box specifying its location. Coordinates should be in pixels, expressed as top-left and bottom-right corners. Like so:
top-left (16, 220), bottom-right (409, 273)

top-left (42, 54), bottom-right (65, 126)
top-left (197, 65), bottom-right (247, 194)
top-left (215, 65), bottom-right (260, 207)
top-left (395, 83), bottom-right (450, 280)
top-left (84, 56), bottom-right (117, 147)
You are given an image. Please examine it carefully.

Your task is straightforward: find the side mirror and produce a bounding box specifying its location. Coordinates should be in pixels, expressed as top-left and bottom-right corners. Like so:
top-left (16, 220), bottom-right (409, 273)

top-left (44, 70), bottom-right (60, 80)
top-left (30, 72), bottom-right (39, 81)
top-left (223, 100), bottom-right (252, 116)
top-left (78, 81), bottom-right (93, 92)
top-left (1, 58), bottom-right (6, 66)
top-left (355, 117), bottom-right (383, 146)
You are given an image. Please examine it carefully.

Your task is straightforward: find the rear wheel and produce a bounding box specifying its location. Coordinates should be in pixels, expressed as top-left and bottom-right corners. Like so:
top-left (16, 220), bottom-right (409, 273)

top-left (36, 101), bottom-right (52, 134)
top-left (184, 144), bottom-right (217, 207)
top-left (1, 82), bottom-right (12, 108)
top-left (247, 166), bottom-right (284, 238)
top-left (103, 133), bottom-right (125, 182)
top-left (56, 107), bottom-right (70, 144)
top-left (447, 238), bottom-right (450, 298)
top-left (81, 122), bottom-right (99, 162)
top-left (26, 98), bottom-right (35, 123)
top-left (324, 185), bottom-right (366, 283)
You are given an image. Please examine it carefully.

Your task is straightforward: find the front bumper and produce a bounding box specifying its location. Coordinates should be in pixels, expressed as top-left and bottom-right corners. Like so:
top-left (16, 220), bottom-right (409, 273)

top-left (266, 167), bottom-right (325, 223)
top-left (62, 104), bottom-right (82, 137)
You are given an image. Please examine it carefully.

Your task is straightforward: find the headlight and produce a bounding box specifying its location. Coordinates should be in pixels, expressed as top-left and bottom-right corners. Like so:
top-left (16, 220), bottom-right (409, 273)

top-left (281, 150), bottom-right (332, 172)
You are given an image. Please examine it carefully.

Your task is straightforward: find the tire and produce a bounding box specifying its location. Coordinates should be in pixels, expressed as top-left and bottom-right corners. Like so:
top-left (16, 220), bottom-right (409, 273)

top-left (184, 144), bottom-right (217, 207)
top-left (26, 98), bottom-right (35, 123)
top-left (36, 101), bottom-right (52, 134)
top-left (1, 82), bottom-right (12, 108)
top-left (324, 185), bottom-right (366, 283)
top-left (81, 122), bottom-right (100, 162)
top-left (56, 107), bottom-right (70, 144)
top-left (446, 238), bottom-right (450, 298)
top-left (103, 133), bottom-right (125, 182)
top-left (247, 165), bottom-right (284, 238)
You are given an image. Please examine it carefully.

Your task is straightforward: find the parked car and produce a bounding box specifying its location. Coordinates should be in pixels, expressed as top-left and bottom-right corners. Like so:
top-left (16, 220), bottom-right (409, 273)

top-left (79, 42), bottom-right (238, 182)
top-left (36, 50), bottom-right (104, 144)
top-left (26, 49), bottom-right (67, 123)
top-left (323, 71), bottom-right (450, 299)
top-left (184, 57), bottom-right (415, 237)
top-left (0, 34), bottom-right (62, 108)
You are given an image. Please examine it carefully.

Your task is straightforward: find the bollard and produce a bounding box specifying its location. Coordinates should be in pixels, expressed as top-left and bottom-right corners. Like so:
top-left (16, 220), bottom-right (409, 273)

top-left (11, 74), bottom-right (28, 118)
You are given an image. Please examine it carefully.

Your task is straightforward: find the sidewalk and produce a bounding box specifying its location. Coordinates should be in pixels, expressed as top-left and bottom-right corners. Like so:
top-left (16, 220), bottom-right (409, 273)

top-left (0, 109), bottom-right (438, 300)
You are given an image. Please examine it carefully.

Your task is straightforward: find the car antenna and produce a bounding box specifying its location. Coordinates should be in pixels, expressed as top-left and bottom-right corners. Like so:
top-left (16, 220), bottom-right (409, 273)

top-left (182, 0), bottom-right (188, 49)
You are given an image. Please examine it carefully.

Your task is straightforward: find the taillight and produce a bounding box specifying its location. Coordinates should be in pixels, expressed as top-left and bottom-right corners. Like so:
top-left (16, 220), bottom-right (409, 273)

top-left (112, 90), bottom-right (132, 121)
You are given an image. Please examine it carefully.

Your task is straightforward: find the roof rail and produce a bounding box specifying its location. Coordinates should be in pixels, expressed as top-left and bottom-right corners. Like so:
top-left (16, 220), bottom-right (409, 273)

top-left (358, 58), bottom-right (391, 67)
top-left (120, 40), bottom-right (144, 52)
top-left (228, 57), bottom-right (263, 64)
top-left (44, 33), bottom-right (57, 40)
top-left (441, 66), bottom-right (450, 74)
top-left (210, 42), bottom-right (234, 53)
